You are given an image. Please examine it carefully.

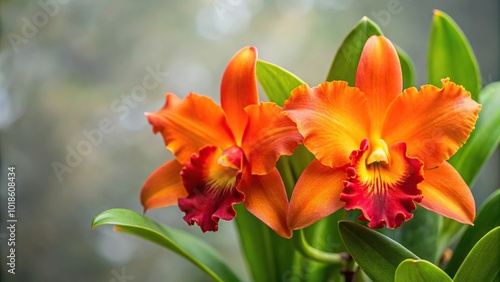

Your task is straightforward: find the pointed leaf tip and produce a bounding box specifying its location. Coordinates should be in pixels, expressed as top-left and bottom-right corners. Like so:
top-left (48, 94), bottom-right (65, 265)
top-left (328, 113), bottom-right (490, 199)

top-left (326, 17), bottom-right (383, 84)
top-left (429, 10), bottom-right (481, 101)
top-left (256, 59), bottom-right (305, 106)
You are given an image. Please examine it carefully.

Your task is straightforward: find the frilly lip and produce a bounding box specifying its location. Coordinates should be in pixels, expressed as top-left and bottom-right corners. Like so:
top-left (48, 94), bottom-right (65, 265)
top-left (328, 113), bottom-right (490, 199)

top-left (341, 139), bottom-right (424, 229)
top-left (179, 146), bottom-right (245, 232)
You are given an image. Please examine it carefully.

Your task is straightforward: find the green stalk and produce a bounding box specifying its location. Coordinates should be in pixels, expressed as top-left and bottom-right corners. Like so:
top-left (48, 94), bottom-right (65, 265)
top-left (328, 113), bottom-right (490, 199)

top-left (292, 229), bottom-right (346, 265)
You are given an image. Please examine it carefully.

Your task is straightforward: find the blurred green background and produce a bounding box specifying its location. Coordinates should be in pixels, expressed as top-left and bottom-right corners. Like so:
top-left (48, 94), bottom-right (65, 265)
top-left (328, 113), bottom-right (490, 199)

top-left (0, 1), bottom-right (498, 281)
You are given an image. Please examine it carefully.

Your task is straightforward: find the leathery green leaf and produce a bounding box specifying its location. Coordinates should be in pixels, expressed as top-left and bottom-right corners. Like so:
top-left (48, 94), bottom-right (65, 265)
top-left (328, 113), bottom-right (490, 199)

top-left (395, 259), bottom-right (452, 282)
top-left (256, 59), bottom-right (320, 282)
top-left (395, 44), bottom-right (416, 88)
top-left (446, 190), bottom-right (500, 277)
top-left (277, 144), bottom-right (342, 281)
top-left (256, 58), bottom-right (315, 201)
top-left (92, 208), bottom-right (241, 282)
top-left (428, 9), bottom-right (481, 101)
top-left (338, 221), bottom-right (419, 282)
top-left (326, 16), bottom-right (383, 85)
top-left (454, 226), bottom-right (500, 282)
top-left (234, 204), bottom-right (295, 282)
top-left (326, 17), bottom-right (415, 89)
top-left (382, 208), bottom-right (441, 263)
top-left (256, 59), bottom-right (305, 106)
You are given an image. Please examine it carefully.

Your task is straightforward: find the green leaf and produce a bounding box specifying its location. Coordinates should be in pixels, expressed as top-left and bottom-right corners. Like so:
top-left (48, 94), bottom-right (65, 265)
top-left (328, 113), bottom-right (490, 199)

top-left (382, 208), bottom-right (441, 263)
top-left (454, 226), bottom-right (500, 282)
top-left (395, 44), bottom-right (416, 88)
top-left (326, 17), bottom-right (416, 90)
top-left (326, 16), bottom-right (383, 85)
top-left (446, 189), bottom-right (500, 276)
top-left (275, 156), bottom-right (296, 197)
top-left (338, 221), bottom-right (419, 282)
top-left (256, 59), bottom-right (305, 106)
top-left (395, 259), bottom-right (452, 282)
top-left (256, 59), bottom-right (315, 202)
top-left (234, 204), bottom-right (295, 282)
top-left (255, 60), bottom-right (320, 281)
top-left (91, 208), bottom-right (241, 282)
top-left (255, 59), bottom-right (337, 282)
top-left (277, 149), bottom-right (337, 282)
top-left (477, 82), bottom-right (500, 128)
top-left (428, 9), bottom-right (481, 101)
top-left (288, 145), bottom-right (314, 182)
top-left (449, 82), bottom-right (500, 185)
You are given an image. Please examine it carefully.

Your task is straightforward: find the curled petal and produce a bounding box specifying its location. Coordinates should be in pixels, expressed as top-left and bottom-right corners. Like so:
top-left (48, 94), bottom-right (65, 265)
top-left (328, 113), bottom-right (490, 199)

top-left (141, 160), bottom-right (187, 212)
top-left (241, 102), bottom-right (303, 175)
top-left (288, 159), bottom-right (346, 230)
top-left (341, 140), bottom-right (424, 229)
top-left (356, 35), bottom-right (402, 132)
top-left (221, 46), bottom-right (259, 144)
top-left (178, 146), bottom-right (244, 232)
top-left (239, 168), bottom-right (291, 238)
top-left (146, 93), bottom-right (235, 164)
top-left (419, 162), bottom-right (475, 225)
top-left (284, 82), bottom-right (371, 168)
top-left (382, 79), bottom-right (481, 169)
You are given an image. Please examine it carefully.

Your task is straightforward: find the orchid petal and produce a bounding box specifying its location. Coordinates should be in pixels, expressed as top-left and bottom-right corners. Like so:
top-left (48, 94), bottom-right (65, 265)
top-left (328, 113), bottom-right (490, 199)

top-left (382, 79), bottom-right (481, 169)
top-left (146, 93), bottom-right (235, 164)
top-left (419, 162), bottom-right (475, 225)
top-left (239, 167), bottom-right (291, 238)
top-left (221, 46), bottom-right (259, 144)
top-left (288, 159), bottom-right (346, 230)
top-left (356, 35), bottom-right (402, 133)
top-left (283, 81), bottom-right (371, 168)
top-left (141, 160), bottom-right (187, 212)
top-left (241, 102), bottom-right (303, 175)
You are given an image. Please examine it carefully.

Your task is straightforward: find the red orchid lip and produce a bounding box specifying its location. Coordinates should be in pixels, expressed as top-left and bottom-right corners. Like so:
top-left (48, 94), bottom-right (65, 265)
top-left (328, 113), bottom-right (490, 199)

top-left (341, 140), bottom-right (424, 229)
top-left (179, 146), bottom-right (245, 233)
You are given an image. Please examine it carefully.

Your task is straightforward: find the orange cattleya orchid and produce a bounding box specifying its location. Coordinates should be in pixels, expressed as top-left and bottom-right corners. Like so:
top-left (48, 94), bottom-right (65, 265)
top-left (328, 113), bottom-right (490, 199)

top-left (140, 46), bottom-right (302, 238)
top-left (284, 36), bottom-right (481, 229)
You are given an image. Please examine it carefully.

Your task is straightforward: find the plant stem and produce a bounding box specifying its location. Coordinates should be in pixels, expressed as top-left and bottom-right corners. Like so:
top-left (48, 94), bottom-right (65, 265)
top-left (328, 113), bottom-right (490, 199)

top-left (341, 254), bottom-right (357, 282)
top-left (292, 229), bottom-right (347, 264)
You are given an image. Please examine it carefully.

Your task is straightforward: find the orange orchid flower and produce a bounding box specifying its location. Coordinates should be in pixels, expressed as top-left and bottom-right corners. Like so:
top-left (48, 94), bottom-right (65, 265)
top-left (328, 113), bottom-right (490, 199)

top-left (284, 36), bottom-right (481, 230)
top-left (140, 47), bottom-right (302, 238)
